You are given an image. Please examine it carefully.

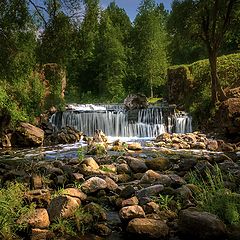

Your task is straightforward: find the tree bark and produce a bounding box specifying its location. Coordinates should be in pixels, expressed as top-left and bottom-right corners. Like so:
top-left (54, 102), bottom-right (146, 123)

top-left (208, 50), bottom-right (227, 105)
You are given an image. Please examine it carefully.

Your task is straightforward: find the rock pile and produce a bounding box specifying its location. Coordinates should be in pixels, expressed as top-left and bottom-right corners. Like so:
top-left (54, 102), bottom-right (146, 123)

top-left (1, 139), bottom-right (240, 239)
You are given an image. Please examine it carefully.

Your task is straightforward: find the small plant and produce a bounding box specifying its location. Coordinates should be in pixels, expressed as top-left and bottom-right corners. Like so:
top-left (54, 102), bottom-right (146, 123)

top-left (100, 166), bottom-right (114, 173)
top-left (50, 218), bottom-right (76, 237)
top-left (74, 207), bottom-right (92, 235)
top-left (77, 146), bottom-right (85, 163)
top-left (51, 187), bottom-right (65, 199)
top-left (152, 194), bottom-right (174, 211)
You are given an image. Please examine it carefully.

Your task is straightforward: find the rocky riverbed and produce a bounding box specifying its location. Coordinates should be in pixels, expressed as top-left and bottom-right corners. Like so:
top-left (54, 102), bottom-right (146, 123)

top-left (0, 131), bottom-right (240, 240)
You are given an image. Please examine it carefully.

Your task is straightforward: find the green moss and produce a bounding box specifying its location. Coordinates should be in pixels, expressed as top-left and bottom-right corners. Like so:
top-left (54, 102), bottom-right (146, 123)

top-left (168, 53), bottom-right (240, 127)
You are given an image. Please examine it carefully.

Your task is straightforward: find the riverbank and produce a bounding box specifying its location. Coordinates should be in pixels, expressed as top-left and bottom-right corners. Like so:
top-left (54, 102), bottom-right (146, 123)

top-left (0, 132), bottom-right (240, 239)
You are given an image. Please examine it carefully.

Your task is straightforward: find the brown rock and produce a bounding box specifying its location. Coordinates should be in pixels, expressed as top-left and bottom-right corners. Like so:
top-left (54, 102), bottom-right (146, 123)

top-left (81, 177), bottom-right (107, 194)
top-left (13, 122), bottom-right (44, 147)
top-left (48, 195), bottom-right (80, 221)
top-left (127, 218), bottom-right (169, 238)
top-left (125, 156), bottom-right (148, 173)
top-left (31, 175), bottom-right (43, 190)
top-left (25, 189), bottom-right (51, 208)
top-left (31, 228), bottom-right (55, 240)
top-left (127, 142), bottom-right (142, 151)
top-left (207, 140), bottom-right (219, 151)
top-left (62, 188), bottom-right (87, 201)
top-left (119, 205), bottom-right (145, 220)
top-left (218, 98), bottom-right (240, 135)
top-left (18, 208), bottom-right (50, 229)
top-left (82, 157), bottom-right (99, 170)
top-left (122, 196), bottom-right (139, 207)
top-left (145, 158), bottom-right (170, 171)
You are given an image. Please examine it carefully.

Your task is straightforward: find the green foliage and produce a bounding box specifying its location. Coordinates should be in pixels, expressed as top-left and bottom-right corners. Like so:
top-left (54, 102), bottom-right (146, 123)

top-left (131, 0), bottom-right (168, 97)
top-left (50, 218), bottom-right (76, 237)
top-left (188, 165), bottom-right (240, 225)
top-left (96, 10), bottom-right (127, 102)
top-left (168, 53), bottom-right (240, 125)
top-left (0, 182), bottom-right (35, 239)
top-left (77, 146), bottom-right (85, 163)
top-left (50, 206), bottom-right (96, 237)
top-left (152, 194), bottom-right (174, 211)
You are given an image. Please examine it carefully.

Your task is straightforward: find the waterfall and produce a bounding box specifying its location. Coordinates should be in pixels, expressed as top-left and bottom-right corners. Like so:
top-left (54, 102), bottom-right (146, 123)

top-left (50, 104), bottom-right (192, 137)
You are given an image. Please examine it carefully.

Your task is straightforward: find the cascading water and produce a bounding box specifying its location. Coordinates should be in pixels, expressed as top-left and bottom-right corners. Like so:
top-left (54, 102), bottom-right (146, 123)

top-left (50, 104), bottom-right (192, 137)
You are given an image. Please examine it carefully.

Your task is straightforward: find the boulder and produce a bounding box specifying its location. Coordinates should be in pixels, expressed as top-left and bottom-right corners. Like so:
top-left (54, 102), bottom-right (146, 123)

top-left (207, 140), bottom-right (219, 151)
top-left (119, 205), bottom-right (145, 220)
top-left (218, 98), bottom-right (240, 136)
top-left (81, 177), bottom-right (107, 194)
top-left (127, 218), bottom-right (169, 238)
top-left (12, 122), bottom-right (44, 147)
top-left (31, 228), bottom-right (55, 240)
top-left (121, 196), bottom-right (139, 207)
top-left (62, 188), bottom-right (87, 201)
top-left (125, 156), bottom-right (148, 173)
top-left (124, 94), bottom-right (148, 110)
top-left (18, 208), bottom-right (50, 229)
top-left (136, 185), bottom-right (164, 200)
top-left (140, 170), bottom-right (171, 185)
top-left (82, 157), bottom-right (99, 171)
top-left (145, 158), bottom-right (170, 171)
top-left (179, 208), bottom-right (227, 240)
top-left (48, 195), bottom-right (80, 221)
top-left (127, 142), bottom-right (142, 151)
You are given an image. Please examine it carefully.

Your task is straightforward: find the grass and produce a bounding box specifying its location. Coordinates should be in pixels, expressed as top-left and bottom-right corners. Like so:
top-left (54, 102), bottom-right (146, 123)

top-left (0, 182), bottom-right (35, 239)
top-left (188, 165), bottom-right (240, 225)
top-left (50, 206), bottom-right (95, 237)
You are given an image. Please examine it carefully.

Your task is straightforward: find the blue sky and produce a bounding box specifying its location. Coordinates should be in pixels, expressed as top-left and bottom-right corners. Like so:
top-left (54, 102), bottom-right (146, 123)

top-left (100, 0), bottom-right (172, 20)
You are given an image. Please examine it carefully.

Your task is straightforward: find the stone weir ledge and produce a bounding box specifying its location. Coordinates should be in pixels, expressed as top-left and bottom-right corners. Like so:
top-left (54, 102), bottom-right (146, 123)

top-left (0, 129), bottom-right (240, 239)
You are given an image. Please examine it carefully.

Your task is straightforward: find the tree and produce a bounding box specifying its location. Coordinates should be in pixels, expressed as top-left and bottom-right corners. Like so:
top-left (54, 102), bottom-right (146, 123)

top-left (72, 0), bottom-right (100, 95)
top-left (0, 0), bottom-right (44, 121)
top-left (37, 12), bottom-right (75, 66)
top-left (132, 0), bottom-right (168, 97)
top-left (169, 0), bottom-right (240, 104)
top-left (95, 10), bottom-right (126, 101)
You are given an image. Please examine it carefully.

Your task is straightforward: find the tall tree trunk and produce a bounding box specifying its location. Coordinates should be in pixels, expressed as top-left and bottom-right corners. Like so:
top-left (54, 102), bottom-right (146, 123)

top-left (209, 50), bottom-right (227, 104)
top-left (209, 51), bottom-right (218, 104)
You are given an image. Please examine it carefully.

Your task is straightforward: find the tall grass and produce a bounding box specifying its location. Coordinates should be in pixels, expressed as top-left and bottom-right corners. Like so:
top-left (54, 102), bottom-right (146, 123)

top-left (0, 182), bottom-right (35, 239)
top-left (188, 165), bottom-right (240, 225)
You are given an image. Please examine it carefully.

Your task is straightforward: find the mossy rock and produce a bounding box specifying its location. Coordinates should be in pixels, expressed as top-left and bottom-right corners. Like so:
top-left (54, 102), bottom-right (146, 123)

top-left (145, 158), bottom-right (171, 171)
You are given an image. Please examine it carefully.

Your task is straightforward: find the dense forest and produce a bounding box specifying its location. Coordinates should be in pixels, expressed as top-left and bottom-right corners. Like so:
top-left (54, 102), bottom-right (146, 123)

top-left (0, 0), bottom-right (239, 124)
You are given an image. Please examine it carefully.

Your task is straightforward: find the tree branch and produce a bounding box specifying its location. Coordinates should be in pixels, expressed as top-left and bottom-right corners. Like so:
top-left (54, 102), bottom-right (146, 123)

top-left (28, 0), bottom-right (47, 27)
